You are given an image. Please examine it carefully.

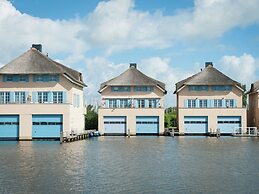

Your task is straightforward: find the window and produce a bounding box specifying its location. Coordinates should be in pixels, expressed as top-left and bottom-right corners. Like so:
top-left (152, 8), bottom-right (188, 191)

top-left (0, 92), bottom-right (10, 104)
top-left (33, 74), bottom-right (59, 82)
top-left (73, 94), bottom-right (80, 107)
top-left (137, 99), bottom-right (145, 108)
top-left (6, 75), bottom-right (13, 82)
top-left (19, 75), bottom-right (29, 82)
top-left (49, 75), bottom-right (59, 82)
top-left (199, 99), bottom-right (207, 108)
top-left (15, 92), bottom-right (26, 104)
top-left (134, 86), bottom-right (154, 92)
top-left (187, 99), bottom-right (196, 108)
top-left (148, 99), bottom-right (157, 108)
top-left (111, 86), bottom-right (131, 92)
top-left (3, 75), bottom-right (29, 82)
top-left (226, 99), bottom-right (234, 108)
top-left (214, 99), bottom-right (223, 108)
top-left (119, 99), bottom-right (129, 108)
top-left (109, 99), bottom-right (117, 108)
top-left (189, 85), bottom-right (208, 91)
top-left (34, 75), bottom-right (45, 82)
top-left (38, 92), bottom-right (48, 103)
top-left (212, 85), bottom-right (232, 91)
top-left (53, 92), bottom-right (63, 103)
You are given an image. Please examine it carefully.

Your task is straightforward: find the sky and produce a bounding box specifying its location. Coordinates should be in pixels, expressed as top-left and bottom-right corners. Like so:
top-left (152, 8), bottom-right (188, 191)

top-left (0, 0), bottom-right (259, 107)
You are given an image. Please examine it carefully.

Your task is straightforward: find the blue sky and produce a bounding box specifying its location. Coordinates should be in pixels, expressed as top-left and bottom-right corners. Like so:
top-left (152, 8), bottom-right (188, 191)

top-left (1, 0), bottom-right (259, 107)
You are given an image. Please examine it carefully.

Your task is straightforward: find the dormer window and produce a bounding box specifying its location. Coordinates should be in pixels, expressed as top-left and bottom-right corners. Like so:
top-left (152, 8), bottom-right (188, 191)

top-left (3, 74), bottom-right (29, 82)
top-left (189, 85), bottom-right (208, 91)
top-left (6, 75), bottom-right (13, 82)
top-left (33, 74), bottom-right (59, 82)
top-left (111, 86), bottom-right (131, 92)
top-left (212, 85), bottom-right (232, 91)
top-left (134, 86), bottom-right (154, 92)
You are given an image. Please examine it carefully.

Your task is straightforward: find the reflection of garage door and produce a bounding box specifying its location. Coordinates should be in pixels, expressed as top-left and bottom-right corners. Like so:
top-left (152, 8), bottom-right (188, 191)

top-left (136, 116), bottom-right (159, 134)
top-left (184, 116), bottom-right (208, 134)
top-left (0, 115), bottom-right (19, 139)
top-left (217, 116), bottom-right (241, 134)
top-left (104, 116), bottom-right (126, 135)
top-left (32, 115), bottom-right (63, 138)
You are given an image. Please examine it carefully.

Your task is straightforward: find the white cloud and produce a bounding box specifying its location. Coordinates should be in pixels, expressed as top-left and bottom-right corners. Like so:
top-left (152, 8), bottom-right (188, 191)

top-left (82, 57), bottom-right (128, 103)
top-left (219, 53), bottom-right (259, 87)
top-left (0, 0), bottom-right (86, 63)
top-left (78, 0), bottom-right (259, 53)
top-left (139, 57), bottom-right (193, 107)
top-left (1, 0), bottom-right (259, 61)
top-left (1, 0), bottom-right (259, 105)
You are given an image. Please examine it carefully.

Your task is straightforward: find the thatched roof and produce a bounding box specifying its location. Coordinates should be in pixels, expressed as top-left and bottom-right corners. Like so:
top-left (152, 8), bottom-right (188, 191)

top-left (174, 64), bottom-right (242, 93)
top-left (99, 64), bottom-right (166, 93)
top-left (0, 48), bottom-right (86, 87)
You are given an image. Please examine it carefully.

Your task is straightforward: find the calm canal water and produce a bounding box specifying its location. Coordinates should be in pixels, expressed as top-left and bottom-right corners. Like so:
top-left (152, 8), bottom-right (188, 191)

top-left (0, 136), bottom-right (259, 194)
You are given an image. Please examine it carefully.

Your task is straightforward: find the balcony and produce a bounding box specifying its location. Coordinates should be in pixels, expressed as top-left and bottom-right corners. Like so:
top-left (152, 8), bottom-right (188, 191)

top-left (100, 98), bottom-right (163, 109)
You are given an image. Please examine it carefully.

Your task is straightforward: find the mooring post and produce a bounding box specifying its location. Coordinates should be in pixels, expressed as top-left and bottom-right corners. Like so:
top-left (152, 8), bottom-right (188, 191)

top-left (128, 129), bottom-right (130, 138)
top-left (60, 132), bottom-right (63, 144)
top-left (216, 128), bottom-right (220, 138)
top-left (172, 127), bottom-right (174, 137)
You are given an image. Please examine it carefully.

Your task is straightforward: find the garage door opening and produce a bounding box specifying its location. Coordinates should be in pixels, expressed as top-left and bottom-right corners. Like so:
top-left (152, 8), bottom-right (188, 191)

top-left (32, 115), bottom-right (63, 139)
top-left (104, 116), bottom-right (126, 136)
top-left (217, 116), bottom-right (241, 134)
top-left (0, 115), bottom-right (19, 140)
top-left (136, 116), bottom-right (159, 135)
top-left (184, 116), bottom-right (208, 135)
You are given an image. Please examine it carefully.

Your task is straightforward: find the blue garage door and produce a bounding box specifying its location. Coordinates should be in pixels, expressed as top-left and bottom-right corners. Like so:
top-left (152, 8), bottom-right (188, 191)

top-left (0, 115), bottom-right (19, 139)
top-left (104, 116), bottom-right (126, 135)
top-left (32, 115), bottom-right (63, 138)
top-left (136, 116), bottom-right (159, 134)
top-left (217, 116), bottom-right (241, 134)
top-left (184, 116), bottom-right (208, 134)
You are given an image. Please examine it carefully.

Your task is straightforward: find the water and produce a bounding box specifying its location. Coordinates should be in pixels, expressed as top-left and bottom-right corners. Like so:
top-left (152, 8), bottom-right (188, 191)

top-left (0, 137), bottom-right (259, 194)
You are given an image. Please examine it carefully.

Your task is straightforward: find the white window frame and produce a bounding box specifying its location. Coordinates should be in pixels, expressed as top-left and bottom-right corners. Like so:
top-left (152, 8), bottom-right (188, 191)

top-left (38, 92), bottom-right (48, 103)
top-left (53, 92), bottom-right (63, 103)
top-left (199, 99), bottom-right (207, 108)
top-left (15, 92), bottom-right (26, 104)
top-left (187, 99), bottom-right (196, 108)
top-left (137, 99), bottom-right (145, 108)
top-left (226, 99), bottom-right (234, 108)
top-left (0, 92), bottom-right (10, 104)
top-left (214, 99), bottom-right (223, 108)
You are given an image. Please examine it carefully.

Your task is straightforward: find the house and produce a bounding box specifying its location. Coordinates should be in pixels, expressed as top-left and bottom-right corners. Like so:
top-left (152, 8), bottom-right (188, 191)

top-left (98, 63), bottom-right (167, 135)
top-left (247, 81), bottom-right (259, 129)
top-left (174, 62), bottom-right (246, 135)
top-left (0, 44), bottom-right (86, 140)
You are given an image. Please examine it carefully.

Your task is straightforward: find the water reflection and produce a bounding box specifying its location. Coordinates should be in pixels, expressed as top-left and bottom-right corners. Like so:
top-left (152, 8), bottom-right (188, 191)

top-left (0, 137), bottom-right (259, 193)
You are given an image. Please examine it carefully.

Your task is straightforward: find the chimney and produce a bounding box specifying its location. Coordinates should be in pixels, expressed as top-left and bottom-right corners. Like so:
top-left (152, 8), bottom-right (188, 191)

top-left (130, 63), bottom-right (137, 68)
top-left (31, 44), bottom-right (42, 52)
top-left (205, 62), bottom-right (213, 68)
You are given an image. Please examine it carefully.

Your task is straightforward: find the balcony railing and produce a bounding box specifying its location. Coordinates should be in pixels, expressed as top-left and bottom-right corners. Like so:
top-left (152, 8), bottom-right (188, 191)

top-left (233, 127), bottom-right (258, 136)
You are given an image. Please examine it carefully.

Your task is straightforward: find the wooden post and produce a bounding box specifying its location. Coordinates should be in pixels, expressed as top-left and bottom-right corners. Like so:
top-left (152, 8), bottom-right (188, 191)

top-left (216, 128), bottom-right (220, 138)
top-left (60, 132), bottom-right (63, 144)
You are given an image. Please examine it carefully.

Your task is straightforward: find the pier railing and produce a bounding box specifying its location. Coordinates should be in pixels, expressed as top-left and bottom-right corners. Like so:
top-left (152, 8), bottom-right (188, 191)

top-left (233, 127), bottom-right (258, 136)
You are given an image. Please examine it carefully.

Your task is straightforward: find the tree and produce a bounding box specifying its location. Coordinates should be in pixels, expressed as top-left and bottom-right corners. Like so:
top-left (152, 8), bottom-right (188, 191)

top-left (85, 105), bottom-right (98, 130)
top-left (164, 107), bottom-right (177, 128)
top-left (242, 85), bottom-right (247, 108)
